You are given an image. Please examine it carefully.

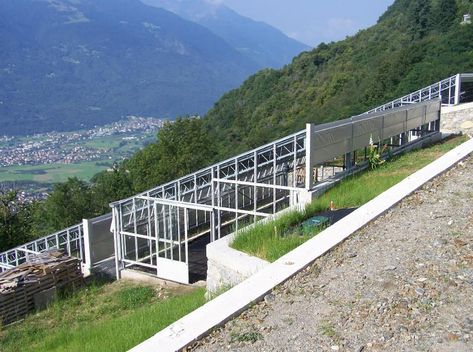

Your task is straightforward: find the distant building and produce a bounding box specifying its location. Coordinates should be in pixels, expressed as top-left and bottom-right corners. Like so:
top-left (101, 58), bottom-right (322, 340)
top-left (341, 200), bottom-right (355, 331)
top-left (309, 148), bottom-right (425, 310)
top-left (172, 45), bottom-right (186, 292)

top-left (462, 14), bottom-right (471, 25)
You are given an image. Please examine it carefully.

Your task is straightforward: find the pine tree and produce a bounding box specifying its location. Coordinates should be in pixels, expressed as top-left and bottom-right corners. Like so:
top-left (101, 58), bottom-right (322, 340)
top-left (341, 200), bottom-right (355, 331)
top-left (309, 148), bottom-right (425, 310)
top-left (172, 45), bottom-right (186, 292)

top-left (408, 0), bottom-right (433, 39)
top-left (433, 0), bottom-right (458, 31)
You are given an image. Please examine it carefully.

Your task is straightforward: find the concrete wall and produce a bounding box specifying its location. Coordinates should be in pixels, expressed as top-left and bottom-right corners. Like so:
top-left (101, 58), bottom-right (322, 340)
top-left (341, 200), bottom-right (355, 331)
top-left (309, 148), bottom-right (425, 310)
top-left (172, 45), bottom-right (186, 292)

top-left (441, 102), bottom-right (473, 136)
top-left (206, 233), bottom-right (269, 294)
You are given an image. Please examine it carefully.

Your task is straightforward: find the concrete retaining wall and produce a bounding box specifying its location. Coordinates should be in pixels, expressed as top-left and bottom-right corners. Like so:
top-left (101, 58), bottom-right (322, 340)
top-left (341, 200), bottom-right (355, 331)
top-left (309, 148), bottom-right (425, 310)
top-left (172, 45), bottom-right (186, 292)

top-left (206, 233), bottom-right (269, 294)
top-left (441, 103), bottom-right (473, 136)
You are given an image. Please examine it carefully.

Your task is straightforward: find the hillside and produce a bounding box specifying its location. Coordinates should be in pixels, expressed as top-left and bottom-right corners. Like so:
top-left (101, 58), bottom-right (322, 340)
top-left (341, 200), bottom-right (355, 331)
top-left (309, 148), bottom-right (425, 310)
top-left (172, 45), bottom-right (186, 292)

top-left (0, 0), bottom-right (259, 135)
top-left (5, 0), bottom-right (473, 243)
top-left (203, 0), bottom-right (473, 156)
top-left (141, 0), bottom-right (310, 68)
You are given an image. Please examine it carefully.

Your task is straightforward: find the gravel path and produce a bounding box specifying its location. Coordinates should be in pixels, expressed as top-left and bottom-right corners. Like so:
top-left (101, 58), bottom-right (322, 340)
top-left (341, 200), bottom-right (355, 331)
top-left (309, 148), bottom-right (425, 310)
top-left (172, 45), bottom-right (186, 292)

top-left (191, 156), bottom-right (473, 352)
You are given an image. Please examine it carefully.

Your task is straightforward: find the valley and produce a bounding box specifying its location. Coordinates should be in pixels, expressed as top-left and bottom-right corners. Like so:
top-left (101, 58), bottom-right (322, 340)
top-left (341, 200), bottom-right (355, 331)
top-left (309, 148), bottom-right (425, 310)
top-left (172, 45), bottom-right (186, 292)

top-left (0, 116), bottom-right (164, 200)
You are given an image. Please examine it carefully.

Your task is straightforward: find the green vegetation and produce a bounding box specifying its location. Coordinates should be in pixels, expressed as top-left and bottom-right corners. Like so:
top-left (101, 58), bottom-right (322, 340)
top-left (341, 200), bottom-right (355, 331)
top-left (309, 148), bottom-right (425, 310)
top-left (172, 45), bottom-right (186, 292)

top-left (231, 211), bottom-right (322, 262)
top-left (0, 280), bottom-right (206, 352)
top-left (319, 321), bottom-right (338, 339)
top-left (231, 136), bottom-right (468, 261)
top-left (230, 330), bottom-right (263, 344)
top-left (0, 162), bottom-right (109, 184)
top-left (0, 191), bottom-right (36, 251)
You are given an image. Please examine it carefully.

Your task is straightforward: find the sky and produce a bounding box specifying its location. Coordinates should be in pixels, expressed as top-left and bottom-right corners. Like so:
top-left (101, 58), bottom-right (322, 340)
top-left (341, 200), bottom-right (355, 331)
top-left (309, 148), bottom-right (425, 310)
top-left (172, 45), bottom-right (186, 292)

top-left (220, 0), bottom-right (395, 47)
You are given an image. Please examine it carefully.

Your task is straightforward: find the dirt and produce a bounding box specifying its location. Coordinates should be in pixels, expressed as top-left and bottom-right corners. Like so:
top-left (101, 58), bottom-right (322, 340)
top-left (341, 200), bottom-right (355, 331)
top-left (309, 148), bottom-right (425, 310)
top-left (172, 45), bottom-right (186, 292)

top-left (190, 156), bottom-right (473, 352)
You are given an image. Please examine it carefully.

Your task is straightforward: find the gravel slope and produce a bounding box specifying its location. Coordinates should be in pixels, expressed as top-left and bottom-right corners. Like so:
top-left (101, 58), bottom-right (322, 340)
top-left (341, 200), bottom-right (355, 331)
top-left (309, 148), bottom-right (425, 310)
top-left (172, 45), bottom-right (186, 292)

top-left (190, 156), bottom-right (473, 352)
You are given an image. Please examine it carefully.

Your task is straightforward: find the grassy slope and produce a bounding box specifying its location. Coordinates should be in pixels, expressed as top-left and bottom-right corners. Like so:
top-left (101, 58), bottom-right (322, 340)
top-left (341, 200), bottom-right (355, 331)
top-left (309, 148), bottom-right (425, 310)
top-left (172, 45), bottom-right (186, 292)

top-left (0, 280), bottom-right (206, 352)
top-left (231, 135), bottom-right (469, 262)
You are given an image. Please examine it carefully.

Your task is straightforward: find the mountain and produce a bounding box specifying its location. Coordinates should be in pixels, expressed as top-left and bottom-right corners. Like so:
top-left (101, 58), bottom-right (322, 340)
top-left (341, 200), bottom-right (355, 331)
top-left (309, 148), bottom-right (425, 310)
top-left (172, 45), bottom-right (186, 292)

top-left (140, 0), bottom-right (310, 69)
top-left (202, 0), bottom-right (473, 156)
top-left (0, 0), bottom-right (259, 136)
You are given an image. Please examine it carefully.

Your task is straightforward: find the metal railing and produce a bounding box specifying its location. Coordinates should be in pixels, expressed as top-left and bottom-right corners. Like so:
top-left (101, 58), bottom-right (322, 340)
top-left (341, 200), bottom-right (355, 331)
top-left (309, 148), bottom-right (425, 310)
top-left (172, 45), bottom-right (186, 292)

top-left (365, 74), bottom-right (460, 115)
top-left (0, 223), bottom-right (84, 273)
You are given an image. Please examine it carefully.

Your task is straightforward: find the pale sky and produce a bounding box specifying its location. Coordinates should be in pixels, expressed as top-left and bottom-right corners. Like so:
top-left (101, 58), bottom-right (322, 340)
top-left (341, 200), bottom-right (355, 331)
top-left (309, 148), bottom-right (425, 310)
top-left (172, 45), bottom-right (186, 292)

top-left (221, 0), bottom-right (395, 47)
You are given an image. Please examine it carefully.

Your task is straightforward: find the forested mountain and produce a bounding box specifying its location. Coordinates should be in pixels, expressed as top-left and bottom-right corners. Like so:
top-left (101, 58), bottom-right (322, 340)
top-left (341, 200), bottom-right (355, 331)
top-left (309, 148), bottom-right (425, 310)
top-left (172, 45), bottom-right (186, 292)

top-left (141, 0), bottom-right (310, 68)
top-left (0, 0), bottom-right (259, 135)
top-left (203, 0), bottom-right (473, 156)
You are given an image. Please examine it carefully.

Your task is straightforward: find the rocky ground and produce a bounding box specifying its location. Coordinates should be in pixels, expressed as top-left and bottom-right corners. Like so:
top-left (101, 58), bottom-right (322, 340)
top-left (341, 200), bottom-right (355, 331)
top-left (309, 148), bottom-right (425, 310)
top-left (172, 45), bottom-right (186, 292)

top-left (190, 156), bottom-right (473, 352)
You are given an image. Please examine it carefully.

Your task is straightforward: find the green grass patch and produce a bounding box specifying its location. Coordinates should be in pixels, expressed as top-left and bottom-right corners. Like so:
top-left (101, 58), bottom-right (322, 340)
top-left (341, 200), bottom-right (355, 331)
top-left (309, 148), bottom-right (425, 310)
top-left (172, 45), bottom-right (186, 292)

top-left (231, 135), bottom-right (468, 261)
top-left (0, 161), bottom-right (110, 184)
top-left (0, 280), bottom-right (206, 352)
top-left (230, 330), bottom-right (263, 344)
top-left (231, 210), bottom-right (326, 262)
top-left (82, 136), bottom-right (123, 149)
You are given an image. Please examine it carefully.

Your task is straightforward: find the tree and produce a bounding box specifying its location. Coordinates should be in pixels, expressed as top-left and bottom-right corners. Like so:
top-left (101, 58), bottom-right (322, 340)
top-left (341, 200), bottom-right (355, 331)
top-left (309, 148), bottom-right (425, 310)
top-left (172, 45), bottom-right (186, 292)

top-left (0, 191), bottom-right (34, 251)
top-left (408, 0), bottom-right (433, 39)
top-left (91, 165), bottom-right (134, 213)
top-left (127, 117), bottom-right (217, 191)
top-left (40, 177), bottom-right (95, 232)
top-left (433, 0), bottom-right (457, 31)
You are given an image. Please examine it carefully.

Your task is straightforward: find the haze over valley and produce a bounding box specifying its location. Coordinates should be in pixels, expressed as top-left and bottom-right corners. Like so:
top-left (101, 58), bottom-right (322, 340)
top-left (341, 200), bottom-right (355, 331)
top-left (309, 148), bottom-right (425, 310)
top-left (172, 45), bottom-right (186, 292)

top-left (0, 0), bottom-right (308, 136)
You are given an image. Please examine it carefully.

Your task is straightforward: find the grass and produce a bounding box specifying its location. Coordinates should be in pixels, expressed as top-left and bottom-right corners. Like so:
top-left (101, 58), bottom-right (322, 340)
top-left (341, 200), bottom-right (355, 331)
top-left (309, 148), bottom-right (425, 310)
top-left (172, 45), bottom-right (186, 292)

top-left (231, 210), bottom-right (324, 262)
top-left (0, 279), bottom-right (206, 352)
top-left (230, 330), bottom-right (263, 344)
top-left (231, 135), bottom-right (469, 261)
top-left (0, 161), bottom-right (110, 184)
top-left (319, 321), bottom-right (338, 339)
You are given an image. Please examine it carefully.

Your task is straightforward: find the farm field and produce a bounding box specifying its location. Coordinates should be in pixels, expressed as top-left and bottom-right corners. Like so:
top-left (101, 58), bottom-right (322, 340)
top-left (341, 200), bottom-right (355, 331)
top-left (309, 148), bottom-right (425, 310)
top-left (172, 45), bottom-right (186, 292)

top-left (0, 127), bottom-right (158, 189)
top-left (0, 161), bottom-right (111, 184)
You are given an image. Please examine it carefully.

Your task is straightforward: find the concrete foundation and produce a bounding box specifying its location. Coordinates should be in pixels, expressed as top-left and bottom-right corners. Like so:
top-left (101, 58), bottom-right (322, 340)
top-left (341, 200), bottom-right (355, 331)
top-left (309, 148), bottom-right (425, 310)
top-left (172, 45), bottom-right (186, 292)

top-left (121, 269), bottom-right (187, 288)
top-left (206, 233), bottom-right (269, 294)
top-left (441, 103), bottom-right (473, 136)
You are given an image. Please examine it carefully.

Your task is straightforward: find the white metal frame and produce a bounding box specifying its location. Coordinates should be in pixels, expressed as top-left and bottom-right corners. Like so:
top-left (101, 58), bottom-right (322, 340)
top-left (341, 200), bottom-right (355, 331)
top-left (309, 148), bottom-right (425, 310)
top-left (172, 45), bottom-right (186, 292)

top-left (0, 223), bottom-right (84, 272)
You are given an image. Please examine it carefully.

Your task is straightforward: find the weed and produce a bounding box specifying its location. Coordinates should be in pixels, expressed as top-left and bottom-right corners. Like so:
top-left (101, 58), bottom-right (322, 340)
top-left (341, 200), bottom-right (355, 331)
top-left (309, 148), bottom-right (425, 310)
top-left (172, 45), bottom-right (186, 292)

top-left (367, 135), bottom-right (387, 170)
top-left (206, 284), bottom-right (234, 300)
top-left (116, 286), bottom-right (156, 309)
top-left (230, 330), bottom-right (263, 343)
top-left (319, 321), bottom-right (337, 339)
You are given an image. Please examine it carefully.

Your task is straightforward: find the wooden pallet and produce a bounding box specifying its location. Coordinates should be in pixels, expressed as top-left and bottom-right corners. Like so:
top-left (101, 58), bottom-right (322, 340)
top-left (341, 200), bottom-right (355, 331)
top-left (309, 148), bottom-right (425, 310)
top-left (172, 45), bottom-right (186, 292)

top-left (0, 250), bottom-right (84, 325)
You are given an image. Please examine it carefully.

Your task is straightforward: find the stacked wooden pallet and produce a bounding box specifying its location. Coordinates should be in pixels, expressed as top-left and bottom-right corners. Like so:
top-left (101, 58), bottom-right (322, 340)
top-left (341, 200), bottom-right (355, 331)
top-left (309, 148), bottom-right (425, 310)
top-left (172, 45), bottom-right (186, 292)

top-left (0, 250), bottom-right (83, 325)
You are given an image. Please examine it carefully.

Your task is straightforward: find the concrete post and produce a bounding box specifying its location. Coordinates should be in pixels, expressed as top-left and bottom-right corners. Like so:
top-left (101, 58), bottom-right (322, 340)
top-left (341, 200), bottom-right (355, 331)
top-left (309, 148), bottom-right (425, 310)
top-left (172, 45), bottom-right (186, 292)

top-left (82, 218), bottom-right (92, 277)
top-left (305, 123), bottom-right (315, 190)
top-left (454, 73), bottom-right (461, 105)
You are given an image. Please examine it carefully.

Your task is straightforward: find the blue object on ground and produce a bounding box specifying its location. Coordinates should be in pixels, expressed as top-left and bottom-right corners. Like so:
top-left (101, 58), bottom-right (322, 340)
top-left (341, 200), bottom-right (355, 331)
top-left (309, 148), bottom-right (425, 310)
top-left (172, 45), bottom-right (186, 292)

top-left (301, 216), bottom-right (329, 233)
